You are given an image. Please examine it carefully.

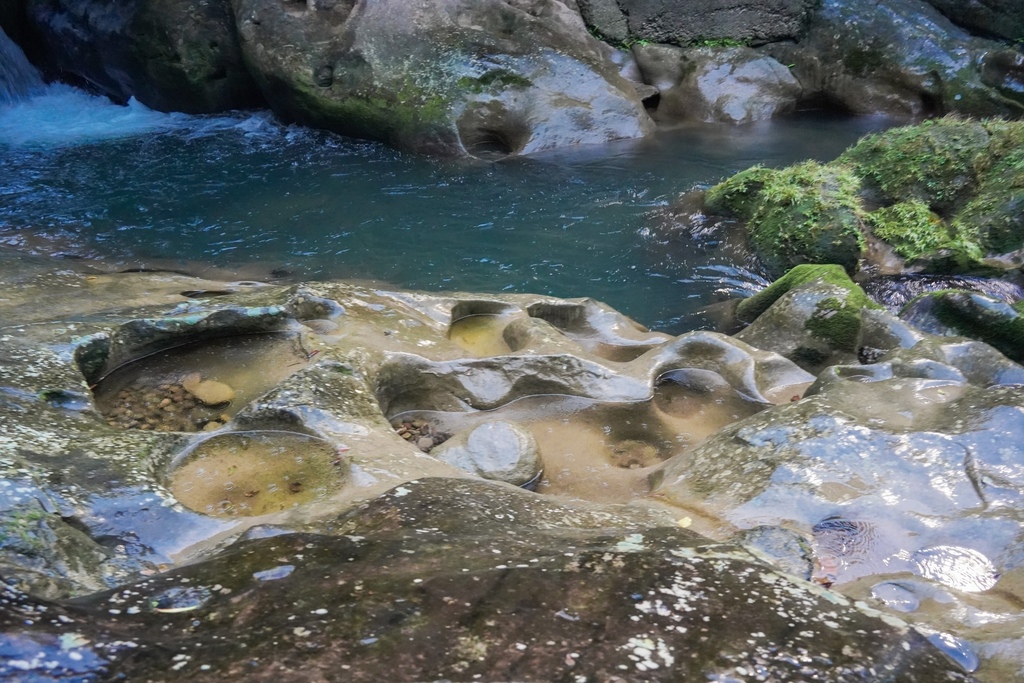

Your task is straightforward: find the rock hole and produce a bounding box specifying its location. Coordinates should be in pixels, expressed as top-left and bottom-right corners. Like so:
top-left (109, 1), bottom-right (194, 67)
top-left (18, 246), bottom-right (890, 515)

top-left (87, 332), bottom-right (313, 433)
top-left (457, 102), bottom-right (530, 159)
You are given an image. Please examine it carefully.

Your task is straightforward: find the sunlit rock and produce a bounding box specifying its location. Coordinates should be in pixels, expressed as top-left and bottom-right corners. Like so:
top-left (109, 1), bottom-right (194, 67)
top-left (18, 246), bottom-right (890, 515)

top-left (632, 44), bottom-right (801, 124)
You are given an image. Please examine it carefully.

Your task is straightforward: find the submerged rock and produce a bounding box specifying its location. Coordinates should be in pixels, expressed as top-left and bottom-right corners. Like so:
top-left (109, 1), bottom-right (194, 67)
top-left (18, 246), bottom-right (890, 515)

top-left (230, 0), bottom-right (653, 156)
top-left (0, 479), bottom-right (976, 681)
top-left (431, 421), bottom-right (542, 487)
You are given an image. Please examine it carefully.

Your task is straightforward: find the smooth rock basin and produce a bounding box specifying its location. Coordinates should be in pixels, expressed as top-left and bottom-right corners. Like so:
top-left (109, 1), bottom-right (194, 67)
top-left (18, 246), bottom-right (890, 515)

top-left (167, 430), bottom-right (347, 517)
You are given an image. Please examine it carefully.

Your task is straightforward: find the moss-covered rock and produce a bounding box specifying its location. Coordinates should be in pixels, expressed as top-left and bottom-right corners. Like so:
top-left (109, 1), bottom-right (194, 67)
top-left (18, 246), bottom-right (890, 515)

top-left (734, 265), bottom-right (883, 372)
top-left (735, 264), bottom-right (878, 322)
top-left (840, 118), bottom-right (992, 211)
top-left (867, 199), bottom-right (983, 267)
top-left (705, 161), bottom-right (866, 275)
top-left (702, 118), bottom-right (1024, 276)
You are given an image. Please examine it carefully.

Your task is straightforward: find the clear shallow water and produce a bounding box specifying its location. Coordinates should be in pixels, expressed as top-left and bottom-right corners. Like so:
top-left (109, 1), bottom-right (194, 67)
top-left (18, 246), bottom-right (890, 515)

top-left (0, 86), bottom-right (894, 332)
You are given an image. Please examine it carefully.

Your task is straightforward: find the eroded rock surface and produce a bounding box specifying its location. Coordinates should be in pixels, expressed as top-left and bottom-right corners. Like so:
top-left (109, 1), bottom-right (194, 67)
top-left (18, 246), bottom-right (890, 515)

top-left (633, 44), bottom-right (801, 124)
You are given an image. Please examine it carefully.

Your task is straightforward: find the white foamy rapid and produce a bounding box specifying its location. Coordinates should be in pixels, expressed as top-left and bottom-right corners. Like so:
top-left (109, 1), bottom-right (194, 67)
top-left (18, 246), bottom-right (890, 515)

top-left (0, 84), bottom-right (269, 148)
top-left (0, 27), bottom-right (268, 148)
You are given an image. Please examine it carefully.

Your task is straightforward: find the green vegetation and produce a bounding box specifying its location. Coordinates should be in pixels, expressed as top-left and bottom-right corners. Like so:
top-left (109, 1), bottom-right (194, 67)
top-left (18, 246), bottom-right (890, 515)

top-left (704, 118), bottom-right (1024, 275)
top-left (689, 37), bottom-right (747, 49)
top-left (706, 161), bottom-right (866, 275)
top-left (867, 200), bottom-right (982, 264)
top-left (839, 118), bottom-right (990, 209)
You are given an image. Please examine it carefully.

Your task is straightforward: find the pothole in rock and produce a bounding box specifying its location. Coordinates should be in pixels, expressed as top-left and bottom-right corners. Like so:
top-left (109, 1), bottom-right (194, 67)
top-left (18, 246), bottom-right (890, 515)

top-left (390, 387), bottom-right (765, 505)
top-left (166, 431), bottom-right (347, 518)
top-left (92, 333), bottom-right (312, 432)
top-left (447, 301), bottom-right (523, 357)
top-left (526, 302), bottom-right (665, 362)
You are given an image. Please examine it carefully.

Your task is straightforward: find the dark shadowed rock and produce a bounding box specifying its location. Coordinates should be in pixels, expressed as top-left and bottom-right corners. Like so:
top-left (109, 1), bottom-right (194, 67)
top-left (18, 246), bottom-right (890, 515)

top-left (923, 0), bottom-right (1024, 42)
top-left (900, 290), bottom-right (1024, 363)
top-left (24, 0), bottom-right (261, 113)
top-left (230, 0), bottom-right (653, 156)
top-left (0, 479), bottom-right (976, 681)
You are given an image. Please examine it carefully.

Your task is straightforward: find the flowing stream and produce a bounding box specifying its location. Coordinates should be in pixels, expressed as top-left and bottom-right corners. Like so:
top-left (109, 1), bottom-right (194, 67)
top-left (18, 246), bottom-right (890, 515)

top-left (0, 31), bottom-right (894, 333)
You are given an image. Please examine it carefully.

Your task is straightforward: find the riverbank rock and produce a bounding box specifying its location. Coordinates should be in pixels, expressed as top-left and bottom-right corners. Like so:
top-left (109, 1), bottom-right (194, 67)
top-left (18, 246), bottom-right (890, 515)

top-left (632, 44), bottom-right (801, 124)
top-left (764, 0), bottom-right (1024, 119)
top-left (732, 264), bottom-right (883, 372)
top-left (0, 478), bottom-right (977, 682)
top-left (229, 0), bottom-right (653, 157)
top-left (24, 0), bottom-right (261, 113)
top-left (698, 118), bottom-right (1024, 276)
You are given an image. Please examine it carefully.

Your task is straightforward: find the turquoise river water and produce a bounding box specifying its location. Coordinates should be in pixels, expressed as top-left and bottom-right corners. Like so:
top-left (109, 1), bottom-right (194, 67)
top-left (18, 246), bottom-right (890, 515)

top-left (0, 84), bottom-right (893, 333)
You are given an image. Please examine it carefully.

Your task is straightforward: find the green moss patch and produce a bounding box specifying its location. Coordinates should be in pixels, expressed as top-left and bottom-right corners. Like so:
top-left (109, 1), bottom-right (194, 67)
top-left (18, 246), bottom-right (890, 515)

top-left (707, 162), bottom-right (866, 275)
top-left (839, 118), bottom-right (991, 210)
top-left (867, 200), bottom-right (983, 265)
top-left (736, 264), bottom-right (880, 323)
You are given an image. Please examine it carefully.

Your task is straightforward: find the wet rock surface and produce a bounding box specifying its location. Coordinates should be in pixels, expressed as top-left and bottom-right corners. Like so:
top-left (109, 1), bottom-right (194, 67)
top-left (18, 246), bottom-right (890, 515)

top-left (0, 248), bottom-right (1019, 678)
top-left (632, 44), bottom-right (801, 124)
top-left (764, 0), bottom-right (1024, 118)
top-left (0, 479), bottom-right (975, 682)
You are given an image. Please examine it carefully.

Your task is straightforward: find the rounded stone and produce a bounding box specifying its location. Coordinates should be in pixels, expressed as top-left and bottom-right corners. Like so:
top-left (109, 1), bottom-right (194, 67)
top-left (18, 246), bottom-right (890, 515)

top-left (432, 421), bottom-right (542, 487)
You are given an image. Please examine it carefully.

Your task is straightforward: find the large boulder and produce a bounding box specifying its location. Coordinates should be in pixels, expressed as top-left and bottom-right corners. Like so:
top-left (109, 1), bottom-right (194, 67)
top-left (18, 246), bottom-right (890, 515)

top-left (703, 161), bottom-right (867, 276)
top-left (765, 0), bottom-right (1024, 118)
top-left (230, 0), bottom-right (654, 157)
top-left (578, 0), bottom-right (816, 46)
top-left (24, 0), bottom-right (262, 113)
top-left (632, 43), bottom-right (801, 124)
